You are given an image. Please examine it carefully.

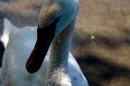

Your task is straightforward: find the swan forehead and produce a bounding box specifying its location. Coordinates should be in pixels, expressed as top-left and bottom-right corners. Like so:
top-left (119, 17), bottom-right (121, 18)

top-left (38, 0), bottom-right (79, 29)
top-left (38, 2), bottom-right (60, 28)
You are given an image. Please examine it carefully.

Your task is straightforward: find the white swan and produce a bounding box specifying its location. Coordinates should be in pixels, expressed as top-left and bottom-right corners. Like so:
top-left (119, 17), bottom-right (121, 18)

top-left (2, 18), bottom-right (88, 86)
top-left (25, 0), bottom-right (89, 86)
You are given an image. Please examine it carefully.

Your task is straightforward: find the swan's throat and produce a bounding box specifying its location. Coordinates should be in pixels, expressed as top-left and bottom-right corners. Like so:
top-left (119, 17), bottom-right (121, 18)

top-left (46, 19), bottom-right (75, 85)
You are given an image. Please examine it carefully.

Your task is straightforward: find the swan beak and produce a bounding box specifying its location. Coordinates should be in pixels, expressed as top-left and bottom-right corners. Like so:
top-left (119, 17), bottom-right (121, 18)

top-left (26, 18), bottom-right (59, 73)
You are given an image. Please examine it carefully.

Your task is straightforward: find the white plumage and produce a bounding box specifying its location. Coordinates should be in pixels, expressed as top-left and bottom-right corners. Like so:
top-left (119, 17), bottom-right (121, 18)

top-left (2, 0), bottom-right (89, 85)
top-left (2, 18), bottom-right (89, 86)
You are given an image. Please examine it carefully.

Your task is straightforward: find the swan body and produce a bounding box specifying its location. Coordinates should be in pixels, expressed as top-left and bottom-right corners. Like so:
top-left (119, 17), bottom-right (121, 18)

top-left (2, 18), bottom-right (89, 86)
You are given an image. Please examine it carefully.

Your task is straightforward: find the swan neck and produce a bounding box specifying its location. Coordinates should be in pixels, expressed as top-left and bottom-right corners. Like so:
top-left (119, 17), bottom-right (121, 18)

top-left (45, 18), bottom-right (75, 86)
top-left (49, 19), bottom-right (75, 72)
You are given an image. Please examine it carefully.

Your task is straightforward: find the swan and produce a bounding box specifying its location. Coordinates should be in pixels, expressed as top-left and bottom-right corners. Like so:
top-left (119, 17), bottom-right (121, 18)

top-left (2, 18), bottom-right (89, 85)
top-left (2, 18), bottom-right (38, 86)
top-left (25, 0), bottom-right (89, 86)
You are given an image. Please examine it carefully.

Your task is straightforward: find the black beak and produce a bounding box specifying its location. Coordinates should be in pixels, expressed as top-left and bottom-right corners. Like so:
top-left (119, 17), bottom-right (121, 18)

top-left (26, 18), bottom-right (59, 73)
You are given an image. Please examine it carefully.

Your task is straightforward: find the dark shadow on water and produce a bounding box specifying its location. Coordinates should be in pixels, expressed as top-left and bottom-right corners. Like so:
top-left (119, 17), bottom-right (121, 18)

top-left (76, 55), bottom-right (130, 86)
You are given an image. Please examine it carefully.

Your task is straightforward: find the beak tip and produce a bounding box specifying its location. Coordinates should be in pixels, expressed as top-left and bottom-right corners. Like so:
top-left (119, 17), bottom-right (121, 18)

top-left (26, 64), bottom-right (38, 74)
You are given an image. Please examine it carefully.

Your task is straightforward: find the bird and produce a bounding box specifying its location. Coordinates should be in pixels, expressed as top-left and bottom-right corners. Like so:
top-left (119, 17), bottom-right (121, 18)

top-left (0, 16), bottom-right (18, 86)
top-left (2, 18), bottom-right (39, 86)
top-left (2, 18), bottom-right (88, 86)
top-left (25, 0), bottom-right (89, 86)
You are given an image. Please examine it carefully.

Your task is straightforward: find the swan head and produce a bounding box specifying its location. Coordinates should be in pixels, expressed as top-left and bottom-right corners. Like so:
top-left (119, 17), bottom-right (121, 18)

top-left (26, 0), bottom-right (79, 73)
